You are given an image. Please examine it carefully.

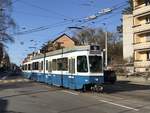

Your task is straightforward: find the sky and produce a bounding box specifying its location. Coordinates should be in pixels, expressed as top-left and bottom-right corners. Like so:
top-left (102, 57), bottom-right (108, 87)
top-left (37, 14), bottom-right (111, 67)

top-left (7, 0), bottom-right (128, 65)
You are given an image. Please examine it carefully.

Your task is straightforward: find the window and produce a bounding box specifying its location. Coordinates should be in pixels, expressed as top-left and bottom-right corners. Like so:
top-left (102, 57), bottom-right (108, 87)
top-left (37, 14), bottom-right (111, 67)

top-left (28, 64), bottom-right (31, 70)
top-left (32, 62), bottom-right (39, 70)
top-left (48, 61), bottom-right (52, 72)
top-left (46, 60), bottom-right (48, 70)
top-left (52, 59), bottom-right (57, 70)
top-left (146, 33), bottom-right (150, 42)
top-left (147, 51), bottom-right (150, 60)
top-left (41, 61), bottom-right (43, 70)
top-left (89, 56), bottom-right (102, 73)
top-left (57, 58), bottom-right (68, 71)
top-left (77, 56), bottom-right (88, 72)
top-left (32, 63), bottom-right (34, 70)
top-left (22, 65), bottom-right (24, 70)
top-left (146, 16), bottom-right (150, 24)
top-left (25, 64), bottom-right (27, 70)
top-left (69, 59), bottom-right (75, 73)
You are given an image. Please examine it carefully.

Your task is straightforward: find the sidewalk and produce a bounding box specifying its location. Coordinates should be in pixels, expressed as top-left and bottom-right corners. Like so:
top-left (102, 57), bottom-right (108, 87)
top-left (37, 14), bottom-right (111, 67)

top-left (117, 75), bottom-right (150, 85)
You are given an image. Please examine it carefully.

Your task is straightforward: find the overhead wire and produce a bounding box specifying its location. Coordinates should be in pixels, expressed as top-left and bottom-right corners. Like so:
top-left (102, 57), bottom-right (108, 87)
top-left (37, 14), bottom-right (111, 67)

top-left (73, 1), bottom-right (128, 28)
top-left (17, 0), bottom-right (73, 20)
top-left (13, 1), bottom-right (128, 36)
top-left (12, 20), bottom-right (77, 35)
top-left (13, 10), bottom-right (57, 19)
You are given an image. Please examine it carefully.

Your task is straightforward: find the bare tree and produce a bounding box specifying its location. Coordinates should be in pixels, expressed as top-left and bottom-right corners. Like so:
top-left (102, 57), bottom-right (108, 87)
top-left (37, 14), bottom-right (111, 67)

top-left (73, 28), bottom-right (105, 46)
top-left (122, 0), bottom-right (133, 14)
top-left (0, 0), bottom-right (15, 67)
top-left (73, 27), bottom-right (123, 65)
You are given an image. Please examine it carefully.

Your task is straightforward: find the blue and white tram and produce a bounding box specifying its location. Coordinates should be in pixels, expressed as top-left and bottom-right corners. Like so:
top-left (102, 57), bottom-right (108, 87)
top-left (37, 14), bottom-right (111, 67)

top-left (22, 45), bottom-right (104, 90)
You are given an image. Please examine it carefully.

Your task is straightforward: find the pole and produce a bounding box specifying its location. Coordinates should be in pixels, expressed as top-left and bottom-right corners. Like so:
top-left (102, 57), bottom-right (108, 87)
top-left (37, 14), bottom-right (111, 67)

top-left (105, 30), bottom-right (108, 69)
top-left (43, 48), bottom-right (46, 75)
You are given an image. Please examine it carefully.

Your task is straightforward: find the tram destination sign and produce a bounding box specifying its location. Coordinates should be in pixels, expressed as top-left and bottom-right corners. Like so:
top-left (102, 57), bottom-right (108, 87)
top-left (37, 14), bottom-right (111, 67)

top-left (90, 45), bottom-right (101, 54)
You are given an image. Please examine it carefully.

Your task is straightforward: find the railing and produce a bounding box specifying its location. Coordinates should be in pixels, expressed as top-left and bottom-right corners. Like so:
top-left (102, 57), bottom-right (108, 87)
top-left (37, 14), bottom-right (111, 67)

top-left (134, 4), bottom-right (145, 10)
top-left (134, 61), bottom-right (150, 68)
top-left (133, 41), bottom-right (150, 50)
top-left (133, 4), bottom-right (150, 16)
top-left (133, 23), bottom-right (150, 33)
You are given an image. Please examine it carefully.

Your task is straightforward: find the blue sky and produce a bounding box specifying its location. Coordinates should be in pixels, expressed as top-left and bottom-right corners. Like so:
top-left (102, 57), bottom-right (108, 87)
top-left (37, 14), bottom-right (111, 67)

top-left (7, 0), bottom-right (127, 65)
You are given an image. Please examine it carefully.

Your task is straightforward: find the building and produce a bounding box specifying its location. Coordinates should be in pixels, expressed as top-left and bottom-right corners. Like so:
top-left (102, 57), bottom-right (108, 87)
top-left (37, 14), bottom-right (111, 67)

top-left (133, 0), bottom-right (150, 72)
top-left (52, 33), bottom-right (79, 48)
top-left (40, 34), bottom-right (79, 53)
top-left (123, 14), bottom-right (134, 62)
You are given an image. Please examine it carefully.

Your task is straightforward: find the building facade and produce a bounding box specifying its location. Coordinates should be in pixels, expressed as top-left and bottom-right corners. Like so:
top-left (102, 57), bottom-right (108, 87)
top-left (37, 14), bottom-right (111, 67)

top-left (123, 14), bottom-right (134, 62)
top-left (133, 0), bottom-right (150, 72)
top-left (52, 34), bottom-right (79, 48)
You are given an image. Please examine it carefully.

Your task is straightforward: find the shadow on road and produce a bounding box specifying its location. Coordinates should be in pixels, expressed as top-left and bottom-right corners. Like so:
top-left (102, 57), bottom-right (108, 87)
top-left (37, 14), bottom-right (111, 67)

top-left (103, 80), bottom-right (150, 93)
top-left (0, 81), bottom-right (34, 91)
top-left (0, 98), bottom-right (24, 113)
top-left (0, 98), bottom-right (8, 113)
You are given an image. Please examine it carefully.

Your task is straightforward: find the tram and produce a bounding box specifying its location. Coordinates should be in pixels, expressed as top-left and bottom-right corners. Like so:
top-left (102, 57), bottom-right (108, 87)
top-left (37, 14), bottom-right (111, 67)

top-left (22, 45), bottom-right (104, 90)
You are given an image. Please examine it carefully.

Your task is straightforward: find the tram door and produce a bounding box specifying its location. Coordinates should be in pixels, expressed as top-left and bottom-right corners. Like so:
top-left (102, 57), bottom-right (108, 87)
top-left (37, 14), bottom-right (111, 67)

top-left (48, 61), bottom-right (52, 84)
top-left (69, 58), bottom-right (75, 89)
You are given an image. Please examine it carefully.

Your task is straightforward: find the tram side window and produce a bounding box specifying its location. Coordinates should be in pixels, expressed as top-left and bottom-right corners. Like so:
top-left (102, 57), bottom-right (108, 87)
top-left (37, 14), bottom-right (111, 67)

top-left (32, 62), bottom-right (39, 70)
top-left (69, 59), bottom-right (75, 73)
top-left (52, 59), bottom-right (57, 70)
top-left (37, 62), bottom-right (39, 70)
top-left (39, 62), bottom-right (41, 71)
top-left (25, 64), bottom-right (27, 70)
top-left (32, 63), bottom-right (34, 70)
top-left (57, 58), bottom-right (68, 71)
top-left (28, 64), bottom-right (31, 70)
top-left (22, 65), bottom-right (24, 70)
top-left (41, 61), bottom-right (43, 70)
top-left (77, 56), bottom-right (88, 72)
top-left (48, 61), bottom-right (52, 72)
top-left (36, 62), bottom-right (39, 70)
top-left (46, 60), bottom-right (48, 70)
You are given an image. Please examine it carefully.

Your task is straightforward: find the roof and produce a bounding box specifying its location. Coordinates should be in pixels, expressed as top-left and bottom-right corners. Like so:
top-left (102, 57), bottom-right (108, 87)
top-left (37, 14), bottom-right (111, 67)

top-left (32, 45), bottom-right (90, 60)
top-left (52, 33), bottom-right (79, 44)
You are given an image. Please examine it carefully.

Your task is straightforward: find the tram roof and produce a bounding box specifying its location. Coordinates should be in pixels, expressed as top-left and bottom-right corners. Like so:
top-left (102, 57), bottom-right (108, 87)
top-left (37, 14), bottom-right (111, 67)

top-left (32, 45), bottom-right (91, 60)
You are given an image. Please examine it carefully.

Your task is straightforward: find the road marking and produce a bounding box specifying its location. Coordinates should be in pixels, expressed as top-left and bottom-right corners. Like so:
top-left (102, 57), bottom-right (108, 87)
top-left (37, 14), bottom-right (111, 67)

top-left (10, 80), bottom-right (16, 82)
top-left (0, 79), bottom-right (30, 84)
top-left (62, 90), bottom-right (79, 96)
top-left (99, 99), bottom-right (139, 111)
top-left (17, 79), bottom-right (23, 82)
top-left (3, 80), bottom-right (9, 83)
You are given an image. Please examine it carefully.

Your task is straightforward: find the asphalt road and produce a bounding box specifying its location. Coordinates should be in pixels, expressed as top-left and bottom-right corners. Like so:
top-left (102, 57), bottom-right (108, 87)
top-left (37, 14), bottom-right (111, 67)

top-left (0, 76), bottom-right (150, 113)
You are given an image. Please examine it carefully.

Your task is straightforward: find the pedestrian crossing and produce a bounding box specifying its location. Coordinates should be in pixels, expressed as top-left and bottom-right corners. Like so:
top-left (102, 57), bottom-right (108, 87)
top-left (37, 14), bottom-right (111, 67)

top-left (0, 78), bottom-right (30, 84)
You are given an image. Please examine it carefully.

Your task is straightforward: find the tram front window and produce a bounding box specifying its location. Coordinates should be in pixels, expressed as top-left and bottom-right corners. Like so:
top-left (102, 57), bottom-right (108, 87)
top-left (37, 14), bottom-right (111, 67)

top-left (77, 56), bottom-right (88, 72)
top-left (89, 56), bottom-right (102, 73)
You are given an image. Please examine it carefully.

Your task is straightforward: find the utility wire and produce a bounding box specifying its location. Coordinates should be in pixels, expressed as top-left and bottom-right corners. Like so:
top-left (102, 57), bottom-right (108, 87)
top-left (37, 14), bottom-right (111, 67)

top-left (13, 10), bottom-right (59, 19)
top-left (13, 1), bottom-right (128, 36)
top-left (17, 0), bottom-right (72, 20)
top-left (73, 1), bottom-right (128, 27)
top-left (12, 20), bottom-right (76, 35)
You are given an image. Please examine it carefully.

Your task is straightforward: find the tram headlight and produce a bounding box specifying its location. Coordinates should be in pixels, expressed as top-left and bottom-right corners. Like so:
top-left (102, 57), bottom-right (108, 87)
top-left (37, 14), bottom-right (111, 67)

top-left (85, 79), bottom-right (88, 82)
top-left (95, 78), bottom-right (99, 81)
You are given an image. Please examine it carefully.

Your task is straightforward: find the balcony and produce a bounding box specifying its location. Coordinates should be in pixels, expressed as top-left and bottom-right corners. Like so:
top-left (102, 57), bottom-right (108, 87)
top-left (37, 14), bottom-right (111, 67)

top-left (133, 23), bottom-right (150, 34)
top-left (133, 4), bottom-right (150, 17)
top-left (133, 41), bottom-right (150, 50)
top-left (134, 60), bottom-right (150, 68)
